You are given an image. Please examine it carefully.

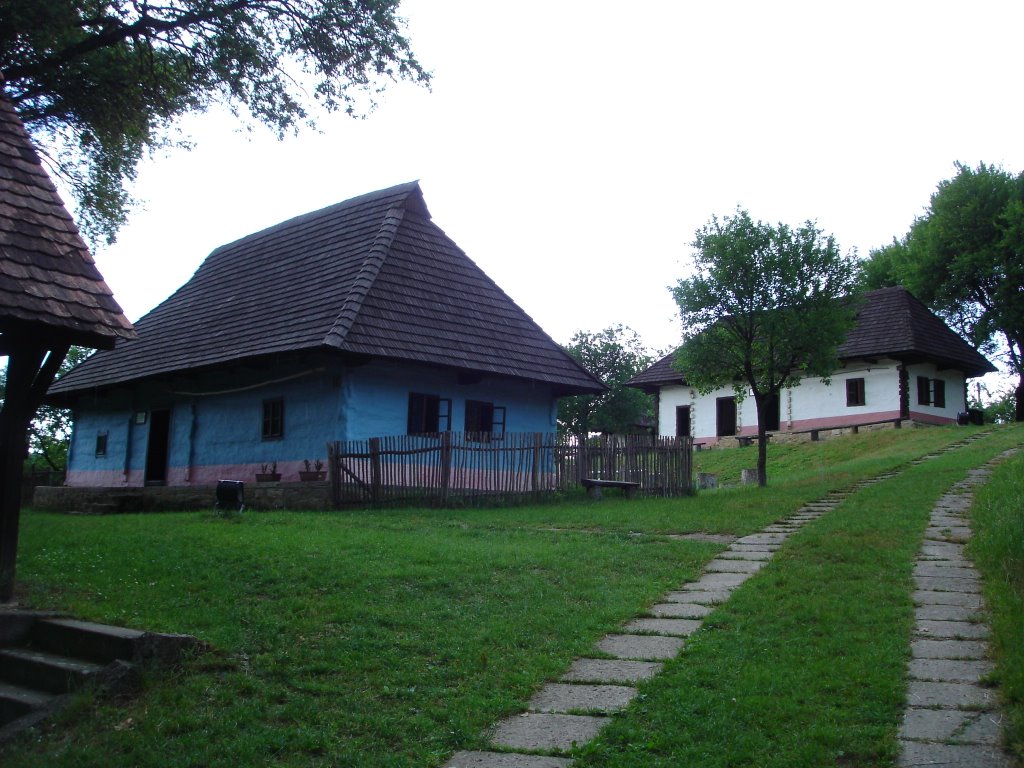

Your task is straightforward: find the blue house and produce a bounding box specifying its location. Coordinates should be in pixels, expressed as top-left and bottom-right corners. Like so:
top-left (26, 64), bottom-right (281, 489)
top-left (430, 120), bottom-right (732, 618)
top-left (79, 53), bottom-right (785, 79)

top-left (48, 183), bottom-right (604, 487)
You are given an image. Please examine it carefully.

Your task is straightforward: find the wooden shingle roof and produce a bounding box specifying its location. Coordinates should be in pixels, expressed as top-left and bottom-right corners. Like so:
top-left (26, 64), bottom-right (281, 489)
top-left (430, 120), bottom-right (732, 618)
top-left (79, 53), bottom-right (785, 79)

top-left (0, 93), bottom-right (134, 349)
top-left (50, 182), bottom-right (604, 396)
top-left (628, 286), bottom-right (995, 391)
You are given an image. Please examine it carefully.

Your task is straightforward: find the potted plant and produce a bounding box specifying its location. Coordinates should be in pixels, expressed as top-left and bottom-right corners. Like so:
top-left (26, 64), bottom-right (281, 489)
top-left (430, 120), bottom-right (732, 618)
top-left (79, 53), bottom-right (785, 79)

top-left (256, 462), bottom-right (281, 482)
top-left (299, 458), bottom-right (326, 481)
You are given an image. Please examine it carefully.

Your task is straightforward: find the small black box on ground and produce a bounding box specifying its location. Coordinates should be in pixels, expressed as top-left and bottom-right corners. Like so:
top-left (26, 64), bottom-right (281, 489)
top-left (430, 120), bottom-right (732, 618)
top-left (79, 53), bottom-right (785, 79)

top-left (215, 480), bottom-right (245, 513)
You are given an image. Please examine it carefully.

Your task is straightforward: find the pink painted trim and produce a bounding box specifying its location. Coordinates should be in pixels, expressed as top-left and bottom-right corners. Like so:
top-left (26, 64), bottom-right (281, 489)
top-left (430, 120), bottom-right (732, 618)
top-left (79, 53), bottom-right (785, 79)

top-left (694, 409), bottom-right (960, 441)
top-left (907, 410), bottom-right (957, 426)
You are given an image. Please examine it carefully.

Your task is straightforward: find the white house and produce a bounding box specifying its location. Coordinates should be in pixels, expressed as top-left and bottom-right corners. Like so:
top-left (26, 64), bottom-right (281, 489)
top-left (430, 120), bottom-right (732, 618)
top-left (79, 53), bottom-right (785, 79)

top-left (627, 287), bottom-right (995, 444)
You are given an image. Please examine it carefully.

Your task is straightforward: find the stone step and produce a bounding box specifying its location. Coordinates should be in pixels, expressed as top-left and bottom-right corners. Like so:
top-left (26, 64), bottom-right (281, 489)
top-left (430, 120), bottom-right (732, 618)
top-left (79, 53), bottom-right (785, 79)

top-left (0, 680), bottom-right (57, 727)
top-left (32, 617), bottom-right (145, 665)
top-left (0, 647), bottom-right (106, 694)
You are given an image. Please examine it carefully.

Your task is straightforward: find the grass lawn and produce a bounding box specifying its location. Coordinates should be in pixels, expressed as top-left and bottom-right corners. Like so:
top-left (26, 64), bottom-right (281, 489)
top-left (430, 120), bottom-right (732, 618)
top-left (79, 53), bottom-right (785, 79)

top-left (2, 423), bottom-right (1021, 767)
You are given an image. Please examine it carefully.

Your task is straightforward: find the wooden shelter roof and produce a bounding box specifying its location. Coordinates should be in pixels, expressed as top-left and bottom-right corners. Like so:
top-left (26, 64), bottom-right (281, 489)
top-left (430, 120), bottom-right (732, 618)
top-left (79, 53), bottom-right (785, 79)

top-left (628, 286), bottom-right (996, 391)
top-left (0, 93), bottom-right (134, 350)
top-left (50, 182), bottom-right (604, 396)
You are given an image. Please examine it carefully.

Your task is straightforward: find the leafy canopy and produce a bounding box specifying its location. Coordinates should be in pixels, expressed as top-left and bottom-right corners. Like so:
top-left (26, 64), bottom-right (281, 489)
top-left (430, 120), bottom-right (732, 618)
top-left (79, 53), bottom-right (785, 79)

top-left (672, 209), bottom-right (858, 484)
top-left (860, 162), bottom-right (1024, 420)
top-left (557, 325), bottom-right (655, 438)
top-left (0, 0), bottom-right (430, 244)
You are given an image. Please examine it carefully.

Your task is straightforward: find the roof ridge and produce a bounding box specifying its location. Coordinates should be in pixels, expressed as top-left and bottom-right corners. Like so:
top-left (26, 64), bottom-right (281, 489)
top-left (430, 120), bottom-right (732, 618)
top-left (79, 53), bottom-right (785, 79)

top-left (324, 203), bottom-right (407, 347)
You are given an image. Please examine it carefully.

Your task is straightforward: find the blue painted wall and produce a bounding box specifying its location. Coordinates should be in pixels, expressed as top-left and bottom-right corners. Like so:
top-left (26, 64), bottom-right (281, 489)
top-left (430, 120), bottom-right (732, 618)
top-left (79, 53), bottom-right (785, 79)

top-left (66, 357), bottom-right (560, 486)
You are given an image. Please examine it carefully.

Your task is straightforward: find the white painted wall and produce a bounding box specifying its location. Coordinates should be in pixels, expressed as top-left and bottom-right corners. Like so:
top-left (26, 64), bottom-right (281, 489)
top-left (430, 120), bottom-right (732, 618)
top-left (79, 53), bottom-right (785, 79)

top-left (655, 358), bottom-right (969, 440)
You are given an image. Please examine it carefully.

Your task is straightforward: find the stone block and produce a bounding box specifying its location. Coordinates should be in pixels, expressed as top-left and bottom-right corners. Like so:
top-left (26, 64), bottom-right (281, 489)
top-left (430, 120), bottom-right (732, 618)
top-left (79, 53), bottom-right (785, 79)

top-left (443, 752), bottom-right (572, 768)
top-left (911, 639), bottom-right (987, 660)
top-left (560, 658), bottom-right (662, 684)
top-left (528, 683), bottom-right (637, 714)
top-left (595, 634), bottom-right (684, 660)
top-left (490, 712), bottom-right (607, 752)
top-left (623, 618), bottom-right (702, 636)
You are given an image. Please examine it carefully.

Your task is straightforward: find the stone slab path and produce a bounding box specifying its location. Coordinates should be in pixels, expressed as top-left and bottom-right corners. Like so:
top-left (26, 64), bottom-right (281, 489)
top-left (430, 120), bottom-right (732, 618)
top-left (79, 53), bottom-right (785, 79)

top-left (897, 450), bottom-right (1018, 768)
top-left (442, 434), bottom-right (1014, 768)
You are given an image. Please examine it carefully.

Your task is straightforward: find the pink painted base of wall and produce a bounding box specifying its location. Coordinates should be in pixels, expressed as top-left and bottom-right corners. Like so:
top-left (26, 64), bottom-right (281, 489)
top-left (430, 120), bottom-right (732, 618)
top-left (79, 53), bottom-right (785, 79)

top-left (696, 410), bottom-right (956, 443)
top-left (66, 461), bottom-right (319, 488)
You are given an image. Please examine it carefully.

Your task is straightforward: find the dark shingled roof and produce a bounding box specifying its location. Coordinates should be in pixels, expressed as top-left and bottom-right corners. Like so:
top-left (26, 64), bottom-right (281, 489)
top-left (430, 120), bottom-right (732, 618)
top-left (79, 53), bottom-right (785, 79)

top-left (50, 182), bottom-right (603, 396)
top-left (628, 286), bottom-right (996, 391)
top-left (0, 93), bottom-right (134, 348)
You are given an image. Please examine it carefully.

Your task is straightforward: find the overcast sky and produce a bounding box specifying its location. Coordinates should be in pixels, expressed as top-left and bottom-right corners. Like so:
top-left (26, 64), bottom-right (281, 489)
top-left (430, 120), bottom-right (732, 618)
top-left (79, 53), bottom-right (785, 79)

top-left (83, 0), bottom-right (1024, 368)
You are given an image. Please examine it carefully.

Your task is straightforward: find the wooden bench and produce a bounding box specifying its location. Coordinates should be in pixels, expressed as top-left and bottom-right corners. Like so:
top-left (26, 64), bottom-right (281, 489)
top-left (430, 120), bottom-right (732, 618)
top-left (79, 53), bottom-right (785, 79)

top-left (581, 478), bottom-right (641, 500)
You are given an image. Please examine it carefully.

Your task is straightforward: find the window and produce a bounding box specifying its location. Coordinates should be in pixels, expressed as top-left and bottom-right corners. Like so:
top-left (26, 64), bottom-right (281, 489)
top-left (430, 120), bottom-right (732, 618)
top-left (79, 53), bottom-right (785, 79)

top-left (95, 431), bottom-right (108, 457)
top-left (465, 400), bottom-right (506, 440)
top-left (675, 405), bottom-right (691, 437)
top-left (846, 378), bottom-right (866, 407)
top-left (262, 398), bottom-right (284, 440)
top-left (917, 376), bottom-right (930, 406)
top-left (408, 393), bottom-right (452, 435)
top-left (716, 396), bottom-right (737, 437)
top-left (916, 376), bottom-right (946, 408)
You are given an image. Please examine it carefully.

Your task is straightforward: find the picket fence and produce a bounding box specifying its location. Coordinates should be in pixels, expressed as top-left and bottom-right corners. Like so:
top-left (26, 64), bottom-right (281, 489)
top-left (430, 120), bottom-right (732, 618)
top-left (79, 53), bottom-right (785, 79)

top-left (327, 432), bottom-right (693, 507)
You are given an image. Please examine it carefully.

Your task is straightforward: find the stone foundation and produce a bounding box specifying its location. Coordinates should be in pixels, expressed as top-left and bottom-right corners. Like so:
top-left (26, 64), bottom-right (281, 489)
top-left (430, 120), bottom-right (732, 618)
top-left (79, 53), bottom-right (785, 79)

top-left (31, 481), bottom-right (332, 513)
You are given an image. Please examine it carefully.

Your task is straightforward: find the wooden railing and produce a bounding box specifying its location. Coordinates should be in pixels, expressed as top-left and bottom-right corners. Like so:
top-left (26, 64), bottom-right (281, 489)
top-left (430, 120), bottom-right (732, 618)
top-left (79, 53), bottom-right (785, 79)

top-left (327, 432), bottom-right (693, 507)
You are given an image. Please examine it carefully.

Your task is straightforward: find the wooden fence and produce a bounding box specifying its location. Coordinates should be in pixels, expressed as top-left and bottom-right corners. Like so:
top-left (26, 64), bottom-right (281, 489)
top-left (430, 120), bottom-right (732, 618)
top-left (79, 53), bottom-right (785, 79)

top-left (327, 432), bottom-right (693, 507)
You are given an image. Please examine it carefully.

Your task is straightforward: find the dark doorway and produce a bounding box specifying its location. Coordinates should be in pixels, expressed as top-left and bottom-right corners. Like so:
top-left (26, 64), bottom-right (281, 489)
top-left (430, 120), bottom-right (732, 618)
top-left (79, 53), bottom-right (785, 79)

top-left (716, 396), bottom-right (737, 436)
top-left (763, 393), bottom-right (781, 432)
top-left (145, 409), bottom-right (171, 485)
top-left (675, 405), bottom-right (691, 437)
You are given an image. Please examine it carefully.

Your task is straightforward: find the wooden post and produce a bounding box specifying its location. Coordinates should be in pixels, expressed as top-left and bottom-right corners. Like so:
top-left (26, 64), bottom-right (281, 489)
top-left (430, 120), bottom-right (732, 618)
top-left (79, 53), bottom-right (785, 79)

top-left (369, 437), bottom-right (382, 504)
top-left (1, 342), bottom-right (67, 603)
top-left (439, 431), bottom-right (452, 501)
top-left (326, 442), bottom-right (340, 507)
top-left (536, 434), bottom-right (544, 493)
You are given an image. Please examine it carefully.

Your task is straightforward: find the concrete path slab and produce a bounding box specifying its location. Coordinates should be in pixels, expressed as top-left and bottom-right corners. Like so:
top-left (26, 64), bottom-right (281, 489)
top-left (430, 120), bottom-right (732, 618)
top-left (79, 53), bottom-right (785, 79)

top-left (529, 683), bottom-right (637, 714)
top-left (906, 680), bottom-right (996, 709)
top-left (490, 713), bottom-right (607, 752)
top-left (650, 602), bottom-right (714, 618)
top-left (911, 639), bottom-right (987, 660)
top-left (705, 559), bottom-right (764, 574)
top-left (443, 752), bottom-right (573, 768)
top-left (913, 590), bottom-right (984, 608)
top-left (913, 575), bottom-right (981, 593)
top-left (684, 572), bottom-right (752, 589)
top-left (717, 549), bottom-right (773, 561)
top-left (908, 658), bottom-right (995, 683)
top-left (914, 603), bottom-right (979, 621)
top-left (900, 708), bottom-right (973, 741)
top-left (898, 740), bottom-right (1012, 767)
top-left (734, 533), bottom-right (789, 546)
top-left (914, 564), bottom-right (980, 579)
top-left (595, 634), bottom-right (684, 660)
top-left (623, 618), bottom-right (701, 636)
top-left (663, 590), bottom-right (733, 605)
top-left (727, 543), bottom-right (779, 552)
top-left (916, 620), bottom-right (990, 639)
top-left (560, 658), bottom-right (661, 684)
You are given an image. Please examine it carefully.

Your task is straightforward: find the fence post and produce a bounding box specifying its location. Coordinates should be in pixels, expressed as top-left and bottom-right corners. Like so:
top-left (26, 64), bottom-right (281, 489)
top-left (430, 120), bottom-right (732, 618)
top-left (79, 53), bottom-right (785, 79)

top-left (531, 432), bottom-right (542, 494)
top-left (440, 431), bottom-right (452, 501)
top-left (327, 441), bottom-right (340, 507)
top-left (369, 437), bottom-right (382, 504)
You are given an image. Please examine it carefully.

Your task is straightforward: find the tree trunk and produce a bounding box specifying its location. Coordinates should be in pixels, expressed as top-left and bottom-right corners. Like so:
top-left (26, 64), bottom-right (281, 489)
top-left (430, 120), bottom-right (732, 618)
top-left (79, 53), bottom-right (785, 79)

top-left (754, 395), bottom-right (768, 486)
top-left (1016, 375), bottom-right (1024, 423)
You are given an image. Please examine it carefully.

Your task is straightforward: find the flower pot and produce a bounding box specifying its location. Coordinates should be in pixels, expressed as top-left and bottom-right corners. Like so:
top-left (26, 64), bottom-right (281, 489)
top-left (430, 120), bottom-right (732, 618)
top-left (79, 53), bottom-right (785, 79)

top-left (255, 473), bottom-right (281, 483)
top-left (299, 471), bottom-right (326, 481)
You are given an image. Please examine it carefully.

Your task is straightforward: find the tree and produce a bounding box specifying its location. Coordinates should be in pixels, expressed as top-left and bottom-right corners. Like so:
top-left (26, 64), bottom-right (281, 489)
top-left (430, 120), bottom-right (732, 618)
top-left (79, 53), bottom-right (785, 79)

top-left (860, 163), bottom-right (1024, 421)
top-left (0, 0), bottom-right (430, 244)
top-left (672, 209), bottom-right (858, 486)
top-left (557, 325), bottom-right (655, 438)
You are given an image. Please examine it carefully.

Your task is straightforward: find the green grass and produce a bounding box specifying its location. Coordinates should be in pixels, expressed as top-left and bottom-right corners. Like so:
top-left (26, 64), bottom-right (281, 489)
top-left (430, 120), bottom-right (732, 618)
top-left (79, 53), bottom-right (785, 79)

top-left (968, 447), bottom-right (1024, 760)
top-left (1, 423), bottom-right (1020, 767)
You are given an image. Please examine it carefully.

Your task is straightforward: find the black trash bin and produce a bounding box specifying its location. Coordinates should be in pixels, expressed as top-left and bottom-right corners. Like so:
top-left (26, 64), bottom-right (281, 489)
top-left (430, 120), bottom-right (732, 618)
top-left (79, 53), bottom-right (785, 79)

top-left (956, 412), bottom-right (970, 426)
top-left (967, 408), bottom-right (984, 425)
top-left (216, 480), bottom-right (245, 512)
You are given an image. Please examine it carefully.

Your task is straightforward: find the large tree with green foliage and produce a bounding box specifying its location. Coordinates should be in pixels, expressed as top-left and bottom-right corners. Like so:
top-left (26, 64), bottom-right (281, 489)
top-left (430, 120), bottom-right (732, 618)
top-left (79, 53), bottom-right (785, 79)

top-left (672, 209), bottom-right (858, 486)
top-left (0, 0), bottom-right (429, 244)
top-left (860, 163), bottom-right (1024, 421)
top-left (557, 325), bottom-right (655, 438)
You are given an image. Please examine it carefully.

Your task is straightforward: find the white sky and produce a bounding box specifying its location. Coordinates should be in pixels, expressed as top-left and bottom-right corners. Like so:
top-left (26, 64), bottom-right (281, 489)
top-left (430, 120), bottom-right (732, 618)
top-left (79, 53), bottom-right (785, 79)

top-left (83, 0), bottom-right (1024, 372)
